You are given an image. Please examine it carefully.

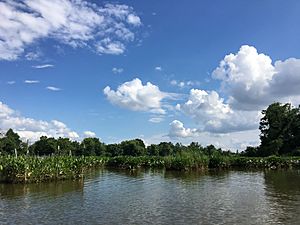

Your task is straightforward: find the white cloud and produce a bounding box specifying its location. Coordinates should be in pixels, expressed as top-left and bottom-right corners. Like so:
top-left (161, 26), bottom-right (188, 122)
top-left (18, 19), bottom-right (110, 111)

top-left (0, 101), bottom-right (79, 141)
top-left (212, 45), bottom-right (300, 110)
top-left (177, 89), bottom-right (259, 133)
top-left (32, 64), bottom-right (54, 69)
top-left (167, 120), bottom-right (260, 150)
top-left (179, 89), bottom-right (231, 122)
top-left (0, 0), bottom-right (141, 60)
top-left (155, 66), bottom-right (162, 71)
top-left (83, 130), bottom-right (96, 138)
top-left (170, 80), bottom-right (201, 88)
top-left (169, 120), bottom-right (197, 138)
top-left (112, 67), bottom-right (124, 74)
top-left (46, 86), bottom-right (61, 91)
top-left (7, 81), bottom-right (15, 85)
top-left (173, 45), bottom-right (300, 135)
top-left (149, 117), bottom-right (164, 123)
top-left (24, 80), bottom-right (39, 84)
top-left (25, 51), bottom-right (41, 60)
top-left (104, 78), bottom-right (172, 114)
top-left (170, 80), bottom-right (177, 86)
top-left (141, 121), bottom-right (260, 150)
top-left (95, 38), bottom-right (125, 55)
top-left (127, 14), bottom-right (141, 26)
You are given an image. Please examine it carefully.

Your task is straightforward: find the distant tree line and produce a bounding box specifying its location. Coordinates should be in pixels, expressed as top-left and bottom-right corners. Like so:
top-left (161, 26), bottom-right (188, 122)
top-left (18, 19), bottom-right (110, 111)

top-left (1, 102), bottom-right (300, 158)
top-left (0, 129), bottom-right (231, 157)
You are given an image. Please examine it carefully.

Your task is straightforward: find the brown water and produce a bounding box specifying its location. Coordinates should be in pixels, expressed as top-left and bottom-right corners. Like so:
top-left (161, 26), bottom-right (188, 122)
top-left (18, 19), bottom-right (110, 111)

top-left (0, 169), bottom-right (300, 225)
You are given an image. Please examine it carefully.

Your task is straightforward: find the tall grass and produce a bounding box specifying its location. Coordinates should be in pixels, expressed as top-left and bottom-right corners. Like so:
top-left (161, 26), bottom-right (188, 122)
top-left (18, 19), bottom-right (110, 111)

top-left (0, 156), bottom-right (108, 183)
top-left (1, 155), bottom-right (300, 183)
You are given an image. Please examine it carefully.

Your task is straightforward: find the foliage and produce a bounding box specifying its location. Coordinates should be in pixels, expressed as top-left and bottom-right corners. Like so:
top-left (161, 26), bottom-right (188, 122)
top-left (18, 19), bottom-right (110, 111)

top-left (0, 155), bottom-right (108, 183)
top-left (258, 102), bottom-right (300, 156)
top-left (120, 139), bottom-right (146, 156)
top-left (0, 129), bottom-right (23, 155)
top-left (81, 138), bottom-right (106, 156)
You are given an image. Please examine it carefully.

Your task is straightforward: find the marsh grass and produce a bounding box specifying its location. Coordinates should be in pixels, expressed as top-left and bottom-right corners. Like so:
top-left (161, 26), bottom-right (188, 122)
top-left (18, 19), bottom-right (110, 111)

top-left (1, 155), bottom-right (299, 183)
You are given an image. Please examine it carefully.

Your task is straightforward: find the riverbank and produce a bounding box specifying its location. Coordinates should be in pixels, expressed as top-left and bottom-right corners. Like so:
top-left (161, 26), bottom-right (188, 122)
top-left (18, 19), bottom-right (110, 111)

top-left (1, 155), bottom-right (300, 183)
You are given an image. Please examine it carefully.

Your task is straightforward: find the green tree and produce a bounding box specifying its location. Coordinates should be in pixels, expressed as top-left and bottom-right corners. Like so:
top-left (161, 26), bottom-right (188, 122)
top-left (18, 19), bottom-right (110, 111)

top-left (0, 129), bottom-right (22, 155)
top-left (157, 142), bottom-right (174, 156)
top-left (56, 138), bottom-right (75, 155)
top-left (241, 146), bottom-right (258, 157)
top-left (120, 139), bottom-right (146, 156)
top-left (259, 102), bottom-right (300, 156)
top-left (147, 144), bottom-right (159, 156)
top-left (32, 136), bottom-right (57, 156)
top-left (106, 144), bottom-right (123, 157)
top-left (81, 138), bottom-right (106, 156)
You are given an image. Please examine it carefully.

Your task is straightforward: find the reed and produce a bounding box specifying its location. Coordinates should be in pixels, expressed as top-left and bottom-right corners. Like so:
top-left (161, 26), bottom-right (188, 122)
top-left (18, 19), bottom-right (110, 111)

top-left (1, 155), bottom-right (299, 183)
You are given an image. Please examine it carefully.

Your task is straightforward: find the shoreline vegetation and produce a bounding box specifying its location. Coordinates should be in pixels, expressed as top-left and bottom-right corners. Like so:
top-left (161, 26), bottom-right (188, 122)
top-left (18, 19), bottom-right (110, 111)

top-left (1, 102), bottom-right (300, 183)
top-left (1, 155), bottom-right (300, 183)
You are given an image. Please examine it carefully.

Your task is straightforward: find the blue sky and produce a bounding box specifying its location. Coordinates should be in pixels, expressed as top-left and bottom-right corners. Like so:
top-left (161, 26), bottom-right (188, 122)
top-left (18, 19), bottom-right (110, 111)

top-left (1, 0), bottom-right (300, 150)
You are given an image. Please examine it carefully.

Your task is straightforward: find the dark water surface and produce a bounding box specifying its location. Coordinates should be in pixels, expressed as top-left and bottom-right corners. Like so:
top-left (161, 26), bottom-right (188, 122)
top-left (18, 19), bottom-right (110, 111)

top-left (0, 169), bottom-right (300, 225)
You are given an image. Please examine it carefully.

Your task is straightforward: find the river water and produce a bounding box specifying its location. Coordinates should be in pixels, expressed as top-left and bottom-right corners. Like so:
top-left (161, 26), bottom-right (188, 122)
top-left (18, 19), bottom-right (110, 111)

top-left (0, 169), bottom-right (300, 225)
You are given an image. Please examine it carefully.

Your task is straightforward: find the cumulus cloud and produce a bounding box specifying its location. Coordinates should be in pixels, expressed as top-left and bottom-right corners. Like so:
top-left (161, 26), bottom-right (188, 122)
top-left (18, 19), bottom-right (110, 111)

top-left (104, 78), bottom-right (172, 114)
top-left (83, 130), bottom-right (96, 138)
top-left (0, 0), bottom-right (141, 60)
top-left (46, 86), bottom-right (61, 91)
top-left (0, 101), bottom-right (79, 141)
top-left (176, 89), bottom-right (259, 133)
top-left (173, 45), bottom-right (300, 135)
top-left (127, 14), bottom-right (142, 26)
top-left (166, 120), bottom-right (260, 150)
top-left (32, 64), bottom-right (54, 69)
top-left (178, 89), bottom-right (231, 122)
top-left (169, 120), bottom-right (197, 138)
top-left (155, 66), bottom-right (162, 71)
top-left (212, 45), bottom-right (300, 110)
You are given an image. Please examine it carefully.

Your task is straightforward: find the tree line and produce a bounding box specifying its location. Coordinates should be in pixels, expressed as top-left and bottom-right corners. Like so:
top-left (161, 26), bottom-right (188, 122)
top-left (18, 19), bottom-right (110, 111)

top-left (0, 129), bottom-right (229, 157)
top-left (1, 102), bottom-right (300, 157)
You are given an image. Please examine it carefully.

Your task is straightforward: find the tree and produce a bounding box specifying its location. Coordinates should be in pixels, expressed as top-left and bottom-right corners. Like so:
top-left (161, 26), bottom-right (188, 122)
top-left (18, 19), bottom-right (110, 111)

top-left (259, 102), bottom-right (300, 156)
top-left (81, 138), bottom-right (106, 156)
top-left (106, 144), bottom-right (123, 157)
top-left (32, 136), bottom-right (57, 156)
top-left (203, 144), bottom-right (220, 156)
top-left (241, 146), bottom-right (258, 157)
top-left (188, 142), bottom-right (202, 151)
top-left (147, 144), bottom-right (159, 156)
top-left (157, 142), bottom-right (174, 156)
top-left (0, 129), bottom-right (22, 155)
top-left (56, 138), bottom-right (75, 156)
top-left (120, 139), bottom-right (146, 156)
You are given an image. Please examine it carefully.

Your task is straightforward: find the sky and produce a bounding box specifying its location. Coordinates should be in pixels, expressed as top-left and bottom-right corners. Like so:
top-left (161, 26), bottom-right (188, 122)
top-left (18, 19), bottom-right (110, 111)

top-left (1, 0), bottom-right (300, 150)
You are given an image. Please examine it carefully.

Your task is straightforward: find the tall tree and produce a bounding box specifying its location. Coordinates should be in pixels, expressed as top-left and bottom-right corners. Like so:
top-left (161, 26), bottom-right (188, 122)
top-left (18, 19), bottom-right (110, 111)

top-left (259, 102), bottom-right (300, 156)
top-left (0, 129), bottom-right (22, 155)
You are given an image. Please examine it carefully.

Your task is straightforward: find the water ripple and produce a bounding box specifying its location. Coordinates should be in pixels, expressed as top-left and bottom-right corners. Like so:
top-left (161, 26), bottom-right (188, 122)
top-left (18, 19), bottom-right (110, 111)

top-left (0, 169), bottom-right (299, 224)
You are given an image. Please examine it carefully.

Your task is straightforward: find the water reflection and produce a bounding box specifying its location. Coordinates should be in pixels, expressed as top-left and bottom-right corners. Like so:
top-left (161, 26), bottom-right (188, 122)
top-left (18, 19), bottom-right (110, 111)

top-left (0, 180), bottom-right (84, 199)
top-left (0, 169), bottom-right (299, 225)
top-left (263, 170), bottom-right (300, 225)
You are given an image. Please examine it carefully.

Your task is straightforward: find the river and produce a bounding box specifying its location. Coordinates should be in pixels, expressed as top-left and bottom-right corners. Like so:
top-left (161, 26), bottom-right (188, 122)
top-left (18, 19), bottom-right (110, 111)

top-left (0, 169), bottom-right (300, 225)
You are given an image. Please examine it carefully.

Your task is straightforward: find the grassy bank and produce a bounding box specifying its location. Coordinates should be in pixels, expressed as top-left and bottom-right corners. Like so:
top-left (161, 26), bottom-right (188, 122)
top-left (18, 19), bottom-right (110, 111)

top-left (1, 155), bottom-right (300, 183)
